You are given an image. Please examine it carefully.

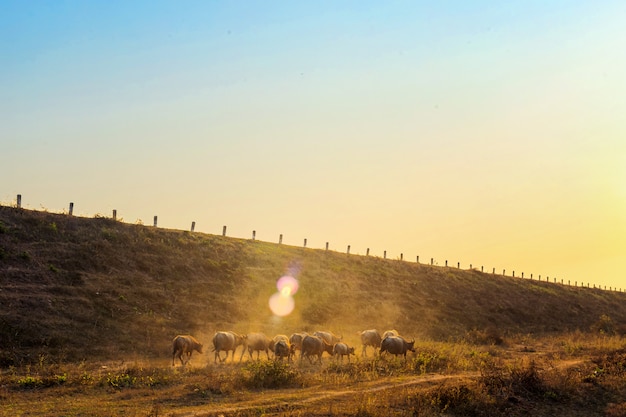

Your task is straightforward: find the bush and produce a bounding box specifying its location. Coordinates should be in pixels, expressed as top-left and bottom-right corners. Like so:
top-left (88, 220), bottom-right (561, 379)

top-left (240, 360), bottom-right (303, 389)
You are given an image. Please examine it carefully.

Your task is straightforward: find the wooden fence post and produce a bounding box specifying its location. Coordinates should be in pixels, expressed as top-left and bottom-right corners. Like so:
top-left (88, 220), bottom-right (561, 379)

top-left (431, 258), bottom-right (434, 265)
top-left (252, 230), bottom-right (256, 240)
top-left (112, 210), bottom-right (117, 221)
top-left (384, 251), bottom-right (387, 259)
top-left (503, 269), bottom-right (505, 276)
top-left (400, 253), bottom-right (403, 261)
top-left (222, 226), bottom-right (227, 236)
top-left (303, 238), bottom-right (307, 248)
top-left (512, 271), bottom-right (515, 277)
top-left (153, 216), bottom-right (157, 227)
top-left (366, 248), bottom-right (370, 256)
top-left (191, 221), bottom-right (195, 232)
top-left (457, 262), bottom-right (460, 268)
top-left (445, 260), bottom-right (448, 267)
top-left (69, 202), bottom-right (74, 216)
top-left (347, 245), bottom-right (350, 255)
top-left (416, 255), bottom-right (419, 263)
top-left (279, 234), bottom-right (283, 244)
top-left (521, 272), bottom-right (524, 278)
top-left (326, 242), bottom-right (329, 251)
top-left (492, 268), bottom-right (495, 274)
top-left (481, 266), bottom-right (483, 272)
top-left (17, 194), bottom-right (21, 208)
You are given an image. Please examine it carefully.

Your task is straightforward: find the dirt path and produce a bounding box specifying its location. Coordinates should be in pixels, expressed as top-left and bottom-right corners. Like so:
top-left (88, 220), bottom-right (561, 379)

top-left (184, 358), bottom-right (588, 417)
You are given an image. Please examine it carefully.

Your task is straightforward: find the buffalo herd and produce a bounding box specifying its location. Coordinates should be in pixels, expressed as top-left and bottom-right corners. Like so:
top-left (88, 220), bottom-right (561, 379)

top-left (171, 329), bottom-right (415, 366)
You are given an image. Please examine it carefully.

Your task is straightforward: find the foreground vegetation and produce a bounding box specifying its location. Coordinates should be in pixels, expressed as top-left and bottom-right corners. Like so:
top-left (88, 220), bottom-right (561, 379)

top-left (1, 332), bottom-right (626, 416)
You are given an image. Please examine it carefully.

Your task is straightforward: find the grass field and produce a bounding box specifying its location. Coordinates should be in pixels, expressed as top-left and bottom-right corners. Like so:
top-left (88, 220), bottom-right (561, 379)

top-left (1, 205), bottom-right (626, 415)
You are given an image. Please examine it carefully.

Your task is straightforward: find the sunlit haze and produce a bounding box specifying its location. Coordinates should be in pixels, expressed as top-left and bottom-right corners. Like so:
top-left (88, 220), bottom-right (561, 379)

top-left (2, 1), bottom-right (625, 290)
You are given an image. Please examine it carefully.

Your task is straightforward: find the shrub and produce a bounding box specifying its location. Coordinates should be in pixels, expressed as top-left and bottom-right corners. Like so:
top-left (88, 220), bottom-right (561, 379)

top-left (240, 360), bottom-right (303, 389)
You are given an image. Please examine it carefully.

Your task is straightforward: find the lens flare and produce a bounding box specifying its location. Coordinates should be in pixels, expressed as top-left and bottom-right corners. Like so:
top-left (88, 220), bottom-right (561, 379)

top-left (268, 292), bottom-right (295, 317)
top-left (277, 275), bottom-right (299, 295)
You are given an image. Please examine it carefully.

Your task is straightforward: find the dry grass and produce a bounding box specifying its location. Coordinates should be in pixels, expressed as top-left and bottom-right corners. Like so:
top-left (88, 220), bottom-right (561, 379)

top-left (3, 205), bottom-right (626, 415)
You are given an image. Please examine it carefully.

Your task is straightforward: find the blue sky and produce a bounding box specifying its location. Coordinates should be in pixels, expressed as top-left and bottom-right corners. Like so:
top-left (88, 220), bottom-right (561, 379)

top-left (2, 1), bottom-right (626, 289)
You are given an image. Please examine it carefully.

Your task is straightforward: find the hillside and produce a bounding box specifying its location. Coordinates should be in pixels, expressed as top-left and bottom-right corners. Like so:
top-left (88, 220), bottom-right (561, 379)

top-left (1, 205), bottom-right (624, 366)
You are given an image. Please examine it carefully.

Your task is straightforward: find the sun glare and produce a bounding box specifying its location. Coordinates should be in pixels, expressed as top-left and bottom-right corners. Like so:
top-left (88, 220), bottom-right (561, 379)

top-left (269, 275), bottom-right (299, 317)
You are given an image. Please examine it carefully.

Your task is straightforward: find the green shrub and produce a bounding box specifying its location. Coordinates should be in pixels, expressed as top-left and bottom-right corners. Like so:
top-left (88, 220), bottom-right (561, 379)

top-left (240, 360), bottom-right (302, 389)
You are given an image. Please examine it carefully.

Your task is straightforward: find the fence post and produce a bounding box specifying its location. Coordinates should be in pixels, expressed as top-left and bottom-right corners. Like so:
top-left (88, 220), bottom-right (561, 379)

top-left (492, 267), bottom-right (495, 274)
top-left (512, 271), bottom-right (515, 277)
top-left (326, 242), bottom-right (329, 251)
top-left (554, 277), bottom-right (556, 283)
top-left (303, 238), bottom-right (307, 248)
top-left (400, 253), bottom-right (403, 261)
top-left (470, 264), bottom-right (472, 269)
top-left (69, 202), bottom-right (74, 216)
top-left (222, 226), bottom-right (227, 236)
top-left (252, 230), bottom-right (256, 240)
top-left (416, 255), bottom-right (419, 263)
top-left (445, 260), bottom-right (448, 267)
top-left (279, 234), bottom-right (283, 244)
top-left (347, 245), bottom-right (350, 255)
top-left (481, 266), bottom-right (483, 272)
top-left (17, 194), bottom-right (21, 208)
top-left (153, 216), bottom-right (157, 227)
top-left (457, 262), bottom-right (460, 268)
top-left (431, 258), bottom-right (434, 265)
top-left (191, 221), bottom-right (195, 232)
top-left (521, 272), bottom-right (524, 278)
top-left (366, 248), bottom-right (370, 256)
top-left (112, 209), bottom-right (117, 221)
top-left (384, 251), bottom-right (387, 259)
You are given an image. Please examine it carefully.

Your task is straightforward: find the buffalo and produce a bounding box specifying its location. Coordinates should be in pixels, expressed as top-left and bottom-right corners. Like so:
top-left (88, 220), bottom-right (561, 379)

top-left (240, 332), bottom-right (272, 361)
top-left (333, 342), bottom-right (355, 363)
top-left (289, 332), bottom-right (308, 353)
top-left (379, 336), bottom-right (415, 360)
top-left (313, 331), bottom-right (342, 347)
top-left (382, 329), bottom-right (400, 339)
top-left (300, 335), bottom-right (334, 364)
top-left (271, 335), bottom-right (293, 362)
top-left (212, 331), bottom-right (245, 363)
top-left (359, 329), bottom-right (382, 357)
top-left (172, 335), bottom-right (203, 366)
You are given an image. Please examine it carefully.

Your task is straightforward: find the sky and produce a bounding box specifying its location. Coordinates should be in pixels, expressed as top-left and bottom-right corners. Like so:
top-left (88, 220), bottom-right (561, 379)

top-left (2, 1), bottom-right (625, 291)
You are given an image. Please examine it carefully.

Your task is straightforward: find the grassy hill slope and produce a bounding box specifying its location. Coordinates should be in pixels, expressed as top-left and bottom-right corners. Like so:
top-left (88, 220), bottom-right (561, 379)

top-left (1, 205), bottom-right (624, 366)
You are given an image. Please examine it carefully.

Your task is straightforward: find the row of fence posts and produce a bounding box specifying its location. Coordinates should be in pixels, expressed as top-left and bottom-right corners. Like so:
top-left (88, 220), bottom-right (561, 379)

top-left (9, 195), bottom-right (624, 293)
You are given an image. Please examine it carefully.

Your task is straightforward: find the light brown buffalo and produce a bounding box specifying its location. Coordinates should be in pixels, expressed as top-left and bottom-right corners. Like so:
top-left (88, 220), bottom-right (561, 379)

top-left (382, 329), bottom-right (400, 339)
top-left (172, 335), bottom-right (203, 366)
top-left (240, 332), bottom-right (272, 361)
top-left (212, 331), bottom-right (245, 363)
top-left (359, 329), bottom-right (382, 357)
top-left (333, 342), bottom-right (355, 363)
top-left (289, 332), bottom-right (308, 353)
top-left (300, 335), bottom-right (334, 364)
top-left (313, 331), bottom-right (342, 347)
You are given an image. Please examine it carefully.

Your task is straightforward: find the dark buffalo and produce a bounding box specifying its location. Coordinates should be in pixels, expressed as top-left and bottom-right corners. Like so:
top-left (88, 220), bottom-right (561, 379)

top-left (172, 335), bottom-right (203, 366)
top-left (380, 336), bottom-right (415, 359)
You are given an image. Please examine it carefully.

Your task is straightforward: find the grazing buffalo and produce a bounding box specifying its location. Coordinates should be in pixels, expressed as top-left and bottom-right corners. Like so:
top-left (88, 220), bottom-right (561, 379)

top-left (289, 332), bottom-right (308, 353)
top-left (380, 336), bottom-right (416, 360)
top-left (300, 335), bottom-right (334, 364)
top-left (360, 329), bottom-right (382, 357)
top-left (313, 331), bottom-right (342, 347)
top-left (274, 340), bottom-right (292, 362)
top-left (172, 335), bottom-right (203, 366)
top-left (271, 335), bottom-right (293, 362)
top-left (333, 342), bottom-right (355, 363)
top-left (382, 329), bottom-right (400, 339)
top-left (212, 331), bottom-right (245, 363)
top-left (240, 332), bottom-right (272, 361)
